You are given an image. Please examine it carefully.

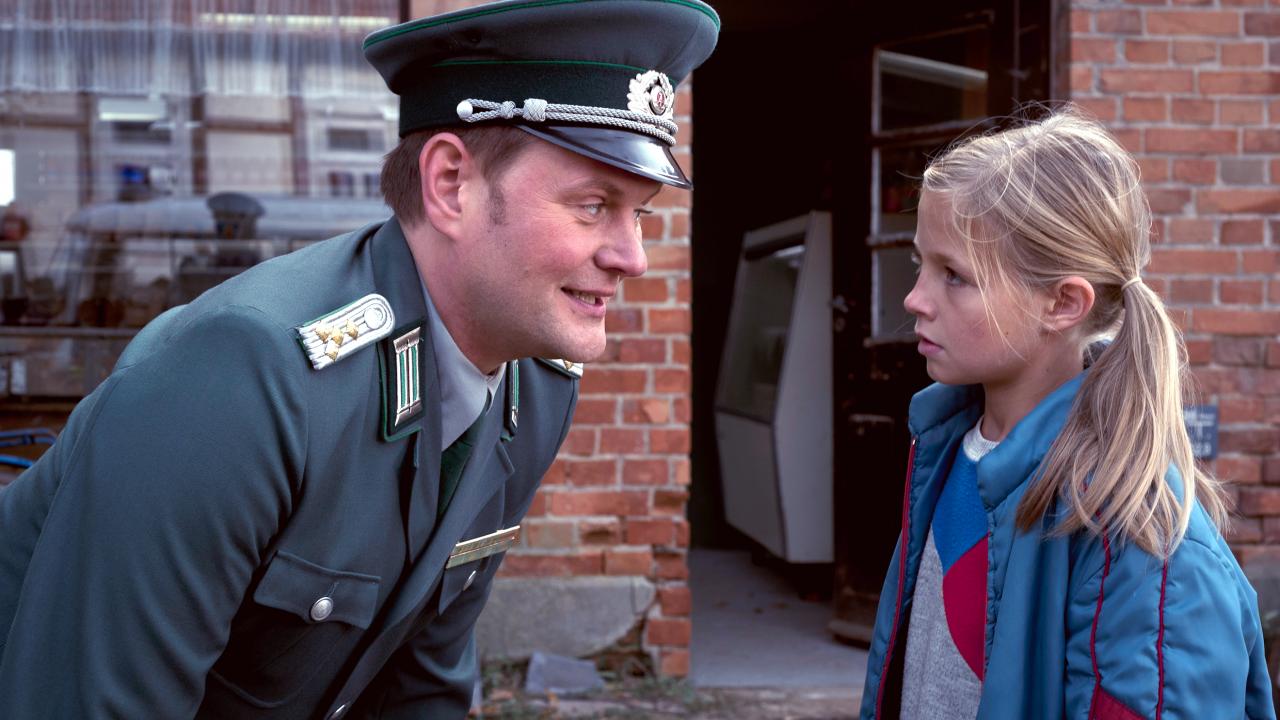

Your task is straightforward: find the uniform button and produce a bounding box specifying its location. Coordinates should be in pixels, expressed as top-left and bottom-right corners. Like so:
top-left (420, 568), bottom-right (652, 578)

top-left (464, 570), bottom-right (478, 591)
top-left (311, 596), bottom-right (334, 622)
top-left (329, 702), bottom-right (348, 719)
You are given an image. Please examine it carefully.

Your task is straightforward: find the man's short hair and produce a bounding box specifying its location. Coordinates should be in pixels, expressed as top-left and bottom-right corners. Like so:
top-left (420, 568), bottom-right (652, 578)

top-left (380, 126), bottom-right (535, 227)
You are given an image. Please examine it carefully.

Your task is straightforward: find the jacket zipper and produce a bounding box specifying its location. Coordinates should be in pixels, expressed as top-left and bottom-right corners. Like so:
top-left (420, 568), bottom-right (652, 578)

top-left (874, 436), bottom-right (917, 718)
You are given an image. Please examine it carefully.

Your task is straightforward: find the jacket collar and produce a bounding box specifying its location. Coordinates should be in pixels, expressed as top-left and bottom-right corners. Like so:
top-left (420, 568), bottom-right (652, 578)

top-left (909, 372), bottom-right (1086, 511)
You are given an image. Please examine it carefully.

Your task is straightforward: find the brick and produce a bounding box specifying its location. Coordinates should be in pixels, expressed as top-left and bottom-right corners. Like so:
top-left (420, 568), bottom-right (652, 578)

top-left (640, 213), bottom-right (664, 240)
top-left (524, 520), bottom-right (577, 549)
top-left (564, 458), bottom-right (617, 486)
top-left (542, 460), bottom-right (568, 486)
top-left (1238, 487), bottom-right (1280, 516)
top-left (1124, 97), bottom-right (1167, 122)
top-left (580, 369), bottom-right (647, 394)
top-left (573, 398), bottom-right (617, 425)
top-left (1147, 10), bottom-right (1241, 35)
top-left (645, 618), bottom-right (691, 646)
top-left (655, 551), bottom-right (688, 579)
top-left (1220, 99), bottom-right (1265, 124)
top-left (659, 649), bottom-right (690, 677)
top-left (671, 339), bottom-right (691, 366)
top-left (601, 428), bottom-right (645, 454)
top-left (623, 459), bottom-right (669, 486)
top-left (645, 244), bottom-right (691, 270)
top-left (650, 428), bottom-right (691, 454)
top-left (653, 489), bottom-right (690, 516)
top-left (618, 338), bottom-right (666, 363)
top-left (1220, 158), bottom-right (1266, 184)
top-left (676, 278), bottom-right (692, 303)
top-left (1223, 41), bottom-right (1267, 65)
top-left (579, 518), bottom-right (622, 545)
top-left (674, 519), bottom-right (690, 547)
top-left (1171, 278), bottom-right (1213, 303)
top-left (1100, 69), bottom-right (1194, 93)
top-left (563, 428), bottom-right (597, 455)
top-left (1070, 65), bottom-right (1094, 92)
top-left (658, 586), bottom-right (693, 616)
top-left (1223, 219), bottom-right (1266, 246)
top-left (625, 519), bottom-right (677, 545)
top-left (1147, 128), bottom-right (1235, 153)
top-left (1166, 218), bottom-right (1215, 244)
top-left (622, 398), bottom-right (670, 424)
top-left (669, 213), bottom-right (689, 239)
top-left (1149, 249), bottom-right (1237, 274)
top-left (652, 185), bottom-right (689, 209)
top-left (1137, 156), bottom-right (1169, 182)
top-left (648, 308), bottom-right (691, 333)
top-left (1198, 189), bottom-right (1280, 213)
top-left (1221, 279), bottom-right (1266, 304)
top-left (1222, 427), bottom-right (1280, 454)
top-left (1268, 456), bottom-right (1280, 484)
top-left (1272, 343), bottom-right (1280, 369)
top-left (1200, 71), bottom-right (1280, 94)
top-left (548, 490), bottom-right (650, 516)
top-left (1191, 367), bottom-right (1241, 394)
top-left (1221, 396), bottom-right (1265, 423)
top-left (1170, 98), bottom-right (1215, 124)
top-left (1186, 339), bottom-right (1213, 365)
top-left (673, 397), bottom-right (692, 424)
top-left (623, 277), bottom-right (669, 303)
top-left (1173, 40), bottom-right (1218, 63)
top-left (1146, 187), bottom-right (1192, 213)
top-left (1219, 455), bottom-right (1262, 486)
top-left (1114, 129), bottom-right (1143, 154)
top-left (1193, 309), bottom-right (1280, 334)
top-left (654, 368), bottom-right (690, 393)
top-left (1227, 517), bottom-right (1262, 544)
top-left (1126, 39), bottom-right (1171, 62)
top-left (1244, 129), bottom-right (1280, 152)
top-left (1215, 337), bottom-right (1268, 366)
top-left (1243, 250), bottom-right (1279, 274)
top-left (1171, 159), bottom-right (1215, 184)
top-left (1075, 96), bottom-right (1118, 122)
top-left (1072, 37), bottom-right (1117, 62)
top-left (500, 552), bottom-right (603, 577)
top-left (1071, 10), bottom-right (1091, 33)
top-left (1097, 9), bottom-right (1143, 33)
top-left (604, 548), bottom-right (653, 575)
top-left (605, 308), bottom-right (644, 333)
top-left (1244, 11), bottom-right (1280, 35)
top-left (526, 491), bottom-right (548, 517)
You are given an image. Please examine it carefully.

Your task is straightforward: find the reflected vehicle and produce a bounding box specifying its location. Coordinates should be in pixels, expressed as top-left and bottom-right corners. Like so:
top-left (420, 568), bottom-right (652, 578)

top-left (0, 193), bottom-right (389, 406)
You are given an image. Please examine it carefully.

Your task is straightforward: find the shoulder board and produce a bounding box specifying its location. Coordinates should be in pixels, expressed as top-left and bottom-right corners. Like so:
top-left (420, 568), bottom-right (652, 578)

top-left (295, 293), bottom-right (395, 370)
top-left (535, 357), bottom-right (584, 379)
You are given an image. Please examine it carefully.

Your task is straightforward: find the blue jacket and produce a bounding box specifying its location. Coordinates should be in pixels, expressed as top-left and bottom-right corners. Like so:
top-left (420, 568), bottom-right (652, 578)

top-left (860, 374), bottom-right (1274, 719)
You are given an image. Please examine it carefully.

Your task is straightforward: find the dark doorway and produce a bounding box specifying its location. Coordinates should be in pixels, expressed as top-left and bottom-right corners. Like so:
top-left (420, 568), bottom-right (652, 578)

top-left (689, 0), bottom-right (1059, 640)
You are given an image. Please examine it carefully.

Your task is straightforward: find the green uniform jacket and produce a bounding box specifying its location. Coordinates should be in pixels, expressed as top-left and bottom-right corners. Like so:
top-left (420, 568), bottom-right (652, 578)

top-left (0, 219), bottom-right (578, 719)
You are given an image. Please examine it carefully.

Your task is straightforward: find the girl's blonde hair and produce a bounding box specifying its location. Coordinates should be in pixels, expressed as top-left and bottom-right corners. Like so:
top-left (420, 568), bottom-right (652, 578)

top-left (921, 105), bottom-right (1228, 556)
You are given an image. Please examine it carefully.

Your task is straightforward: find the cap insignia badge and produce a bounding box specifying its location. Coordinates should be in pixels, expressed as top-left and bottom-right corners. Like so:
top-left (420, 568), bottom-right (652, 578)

top-left (627, 70), bottom-right (675, 121)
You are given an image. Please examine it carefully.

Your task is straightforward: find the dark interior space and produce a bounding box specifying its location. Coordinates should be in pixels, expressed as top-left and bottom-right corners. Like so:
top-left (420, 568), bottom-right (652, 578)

top-left (689, 0), bottom-right (1056, 626)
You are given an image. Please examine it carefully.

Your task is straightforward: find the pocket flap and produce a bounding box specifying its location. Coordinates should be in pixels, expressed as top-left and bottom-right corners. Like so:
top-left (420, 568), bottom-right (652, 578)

top-left (253, 551), bottom-right (381, 629)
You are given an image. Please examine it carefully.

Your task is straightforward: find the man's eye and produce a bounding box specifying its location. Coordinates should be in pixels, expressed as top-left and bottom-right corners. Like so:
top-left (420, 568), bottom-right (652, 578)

top-left (635, 208), bottom-right (654, 221)
top-left (583, 204), bottom-right (604, 217)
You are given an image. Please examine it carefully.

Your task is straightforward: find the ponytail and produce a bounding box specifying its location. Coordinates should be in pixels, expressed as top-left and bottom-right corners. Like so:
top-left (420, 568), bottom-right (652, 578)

top-left (1016, 278), bottom-right (1228, 556)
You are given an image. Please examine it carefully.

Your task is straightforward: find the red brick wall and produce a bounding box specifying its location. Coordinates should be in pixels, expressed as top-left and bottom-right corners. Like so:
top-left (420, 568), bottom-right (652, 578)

top-left (1069, 1), bottom-right (1280, 563)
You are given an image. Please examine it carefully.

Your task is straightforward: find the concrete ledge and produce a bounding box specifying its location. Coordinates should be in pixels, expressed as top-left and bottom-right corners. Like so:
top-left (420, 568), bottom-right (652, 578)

top-left (477, 576), bottom-right (655, 660)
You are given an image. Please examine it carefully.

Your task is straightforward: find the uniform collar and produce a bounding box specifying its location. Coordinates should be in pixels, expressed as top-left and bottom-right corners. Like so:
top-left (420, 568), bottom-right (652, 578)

top-left (420, 277), bottom-right (506, 448)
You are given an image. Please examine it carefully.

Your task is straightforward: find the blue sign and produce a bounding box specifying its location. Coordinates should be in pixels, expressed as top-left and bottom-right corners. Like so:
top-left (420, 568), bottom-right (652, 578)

top-left (1185, 405), bottom-right (1218, 460)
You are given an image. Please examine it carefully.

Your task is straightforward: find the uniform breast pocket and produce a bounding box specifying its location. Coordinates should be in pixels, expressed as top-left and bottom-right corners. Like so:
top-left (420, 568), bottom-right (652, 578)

top-left (437, 524), bottom-right (520, 614)
top-left (209, 551), bottom-right (381, 708)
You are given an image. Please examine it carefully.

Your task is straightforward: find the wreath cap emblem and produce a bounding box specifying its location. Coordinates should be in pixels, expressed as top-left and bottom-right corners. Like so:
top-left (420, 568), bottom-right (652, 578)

top-left (627, 70), bottom-right (675, 121)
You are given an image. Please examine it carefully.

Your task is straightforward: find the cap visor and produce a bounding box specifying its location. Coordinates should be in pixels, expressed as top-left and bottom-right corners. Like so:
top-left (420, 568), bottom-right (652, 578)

top-left (517, 125), bottom-right (690, 189)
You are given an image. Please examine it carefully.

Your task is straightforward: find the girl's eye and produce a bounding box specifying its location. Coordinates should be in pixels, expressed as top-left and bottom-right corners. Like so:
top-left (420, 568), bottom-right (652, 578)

top-left (944, 267), bottom-right (965, 285)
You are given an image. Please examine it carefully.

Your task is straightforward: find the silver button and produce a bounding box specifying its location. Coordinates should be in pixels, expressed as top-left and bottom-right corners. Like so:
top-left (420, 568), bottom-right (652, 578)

top-left (463, 570), bottom-right (478, 591)
top-left (311, 596), bottom-right (334, 622)
top-left (328, 703), bottom-right (348, 719)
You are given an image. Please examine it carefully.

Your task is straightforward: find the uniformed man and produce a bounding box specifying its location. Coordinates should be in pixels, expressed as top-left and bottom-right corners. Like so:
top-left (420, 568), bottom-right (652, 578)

top-left (0, 1), bottom-right (719, 717)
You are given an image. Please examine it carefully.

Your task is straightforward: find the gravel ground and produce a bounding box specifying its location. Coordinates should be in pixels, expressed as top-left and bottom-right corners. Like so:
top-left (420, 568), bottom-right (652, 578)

top-left (473, 683), bottom-right (859, 719)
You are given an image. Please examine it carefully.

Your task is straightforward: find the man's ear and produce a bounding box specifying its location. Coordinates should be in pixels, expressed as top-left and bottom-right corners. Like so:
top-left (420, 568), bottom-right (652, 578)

top-left (1043, 276), bottom-right (1095, 334)
top-left (419, 132), bottom-right (476, 239)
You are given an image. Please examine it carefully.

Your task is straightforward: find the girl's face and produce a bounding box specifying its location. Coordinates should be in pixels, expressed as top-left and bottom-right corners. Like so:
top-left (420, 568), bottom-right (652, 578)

top-left (904, 190), bottom-right (1046, 388)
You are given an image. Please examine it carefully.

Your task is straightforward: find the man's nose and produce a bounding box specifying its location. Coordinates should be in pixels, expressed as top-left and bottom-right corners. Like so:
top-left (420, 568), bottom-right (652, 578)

top-left (598, 222), bottom-right (648, 278)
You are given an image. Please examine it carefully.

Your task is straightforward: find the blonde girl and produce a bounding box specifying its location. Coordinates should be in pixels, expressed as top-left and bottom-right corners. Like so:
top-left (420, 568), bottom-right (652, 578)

top-left (860, 107), bottom-right (1273, 720)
